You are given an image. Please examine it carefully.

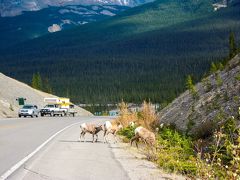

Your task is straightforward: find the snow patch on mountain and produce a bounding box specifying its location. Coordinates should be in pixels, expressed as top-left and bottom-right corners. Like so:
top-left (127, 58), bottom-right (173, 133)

top-left (48, 24), bottom-right (62, 33)
top-left (100, 10), bottom-right (115, 16)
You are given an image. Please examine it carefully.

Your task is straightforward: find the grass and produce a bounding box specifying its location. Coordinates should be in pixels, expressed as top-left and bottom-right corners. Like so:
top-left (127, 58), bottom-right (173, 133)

top-left (116, 100), bottom-right (157, 129)
top-left (117, 100), bottom-right (240, 179)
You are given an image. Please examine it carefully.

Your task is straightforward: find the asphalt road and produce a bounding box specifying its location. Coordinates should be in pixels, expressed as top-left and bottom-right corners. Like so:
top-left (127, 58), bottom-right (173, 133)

top-left (0, 116), bottom-right (124, 179)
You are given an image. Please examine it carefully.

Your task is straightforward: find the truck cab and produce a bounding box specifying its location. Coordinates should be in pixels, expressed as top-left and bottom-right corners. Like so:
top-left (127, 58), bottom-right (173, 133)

top-left (40, 104), bottom-right (66, 117)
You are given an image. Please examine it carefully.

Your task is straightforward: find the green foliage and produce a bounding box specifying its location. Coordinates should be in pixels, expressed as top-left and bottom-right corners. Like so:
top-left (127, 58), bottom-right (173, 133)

top-left (195, 113), bottom-right (240, 179)
top-left (233, 96), bottom-right (239, 103)
top-left (210, 62), bottom-right (218, 74)
top-left (42, 77), bottom-right (52, 94)
top-left (31, 72), bottom-right (42, 90)
top-left (118, 126), bottom-right (136, 139)
top-left (217, 62), bottom-right (224, 71)
top-left (216, 73), bottom-right (223, 87)
top-left (187, 118), bottom-right (195, 134)
top-left (202, 77), bottom-right (212, 92)
top-left (235, 73), bottom-right (240, 81)
top-left (229, 31), bottom-right (237, 59)
top-left (157, 127), bottom-right (196, 174)
top-left (118, 110), bottom-right (240, 178)
top-left (186, 75), bottom-right (198, 99)
top-left (186, 75), bottom-right (194, 91)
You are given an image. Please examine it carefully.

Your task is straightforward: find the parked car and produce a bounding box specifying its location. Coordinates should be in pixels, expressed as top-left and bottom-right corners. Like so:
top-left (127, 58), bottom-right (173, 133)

top-left (18, 105), bottom-right (39, 118)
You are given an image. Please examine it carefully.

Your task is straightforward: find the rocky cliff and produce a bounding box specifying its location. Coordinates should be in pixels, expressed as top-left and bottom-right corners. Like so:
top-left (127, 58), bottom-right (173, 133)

top-left (158, 54), bottom-right (240, 137)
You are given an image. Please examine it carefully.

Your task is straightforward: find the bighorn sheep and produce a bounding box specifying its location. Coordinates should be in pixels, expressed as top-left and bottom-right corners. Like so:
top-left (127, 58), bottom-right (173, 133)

top-left (79, 123), bottom-right (103, 143)
top-left (103, 121), bottom-right (123, 143)
top-left (130, 126), bottom-right (156, 148)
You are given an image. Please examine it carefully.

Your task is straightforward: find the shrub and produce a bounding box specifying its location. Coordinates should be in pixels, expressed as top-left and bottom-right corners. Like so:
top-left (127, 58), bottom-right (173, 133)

top-left (116, 100), bottom-right (138, 127)
top-left (9, 104), bottom-right (14, 111)
top-left (202, 77), bottom-right (212, 92)
top-left (116, 100), bottom-right (157, 130)
top-left (216, 73), bottom-right (223, 87)
top-left (156, 127), bottom-right (197, 175)
top-left (235, 73), bottom-right (240, 81)
top-left (138, 101), bottom-right (157, 130)
top-left (196, 117), bottom-right (240, 179)
top-left (118, 126), bottom-right (136, 140)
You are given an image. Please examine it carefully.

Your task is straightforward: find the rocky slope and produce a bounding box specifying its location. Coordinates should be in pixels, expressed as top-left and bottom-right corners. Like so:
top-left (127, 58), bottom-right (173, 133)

top-left (0, 5), bottom-right (129, 48)
top-left (158, 54), bottom-right (240, 137)
top-left (0, 73), bottom-right (92, 118)
top-left (0, 0), bottom-right (152, 17)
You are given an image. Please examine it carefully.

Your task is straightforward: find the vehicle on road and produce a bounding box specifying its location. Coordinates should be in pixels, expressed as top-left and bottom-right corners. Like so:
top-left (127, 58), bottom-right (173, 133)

top-left (66, 104), bottom-right (77, 117)
top-left (40, 104), bottom-right (66, 117)
top-left (40, 98), bottom-right (77, 117)
top-left (18, 105), bottom-right (39, 118)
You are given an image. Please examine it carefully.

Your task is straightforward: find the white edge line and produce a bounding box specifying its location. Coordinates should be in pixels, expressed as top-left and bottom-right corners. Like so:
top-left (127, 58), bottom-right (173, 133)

top-left (0, 122), bottom-right (81, 180)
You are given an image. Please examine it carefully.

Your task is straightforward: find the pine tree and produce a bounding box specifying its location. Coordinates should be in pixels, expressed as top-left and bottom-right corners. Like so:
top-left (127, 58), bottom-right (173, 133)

top-left (186, 75), bottom-right (198, 99)
top-left (216, 73), bottom-right (223, 87)
top-left (217, 62), bottom-right (224, 71)
top-left (32, 73), bottom-right (38, 89)
top-left (43, 78), bottom-right (52, 93)
top-left (229, 31), bottom-right (237, 59)
top-left (31, 72), bottom-right (42, 90)
top-left (186, 75), bottom-right (194, 91)
top-left (210, 62), bottom-right (217, 74)
top-left (36, 72), bottom-right (42, 90)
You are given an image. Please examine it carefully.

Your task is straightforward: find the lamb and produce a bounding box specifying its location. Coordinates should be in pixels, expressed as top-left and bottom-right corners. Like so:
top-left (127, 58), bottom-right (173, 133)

top-left (130, 126), bottom-right (156, 148)
top-left (103, 121), bottom-right (123, 143)
top-left (79, 123), bottom-right (103, 143)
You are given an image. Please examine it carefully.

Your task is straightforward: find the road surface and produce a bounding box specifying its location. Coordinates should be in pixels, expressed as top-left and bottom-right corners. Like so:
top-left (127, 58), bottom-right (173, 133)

top-left (0, 116), bottom-right (129, 179)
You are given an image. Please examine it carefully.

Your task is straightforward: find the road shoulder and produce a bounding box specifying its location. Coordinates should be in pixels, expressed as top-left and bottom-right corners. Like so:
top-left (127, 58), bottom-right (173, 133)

top-left (110, 142), bottom-right (185, 180)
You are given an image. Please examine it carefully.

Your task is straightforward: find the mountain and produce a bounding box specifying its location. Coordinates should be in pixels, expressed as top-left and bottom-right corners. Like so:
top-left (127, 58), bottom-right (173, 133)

top-left (0, 72), bottom-right (92, 118)
top-left (158, 54), bottom-right (240, 137)
top-left (0, 0), bottom-right (152, 17)
top-left (0, 0), bottom-right (239, 104)
top-left (0, 5), bottom-right (128, 48)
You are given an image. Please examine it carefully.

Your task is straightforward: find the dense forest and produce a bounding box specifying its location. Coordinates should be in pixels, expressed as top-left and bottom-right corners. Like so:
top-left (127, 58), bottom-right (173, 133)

top-left (0, 0), bottom-right (239, 104)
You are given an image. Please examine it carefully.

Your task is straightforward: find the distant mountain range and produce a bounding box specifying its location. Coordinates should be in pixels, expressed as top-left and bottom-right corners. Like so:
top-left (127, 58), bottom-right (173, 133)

top-left (0, 0), bottom-right (239, 103)
top-left (0, 5), bottom-right (128, 48)
top-left (0, 0), bottom-right (152, 17)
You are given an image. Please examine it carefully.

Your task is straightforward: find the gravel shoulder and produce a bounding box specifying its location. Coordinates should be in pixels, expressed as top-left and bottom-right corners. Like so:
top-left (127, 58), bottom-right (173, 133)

top-left (110, 142), bottom-right (185, 180)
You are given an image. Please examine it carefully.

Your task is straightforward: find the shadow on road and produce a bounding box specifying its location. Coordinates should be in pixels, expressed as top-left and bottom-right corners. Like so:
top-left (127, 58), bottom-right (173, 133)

top-left (59, 140), bottom-right (104, 143)
top-left (108, 146), bottom-right (125, 149)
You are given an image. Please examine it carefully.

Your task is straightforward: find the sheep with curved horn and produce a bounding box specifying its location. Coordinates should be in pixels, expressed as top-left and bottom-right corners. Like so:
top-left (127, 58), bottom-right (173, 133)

top-left (79, 123), bottom-right (103, 143)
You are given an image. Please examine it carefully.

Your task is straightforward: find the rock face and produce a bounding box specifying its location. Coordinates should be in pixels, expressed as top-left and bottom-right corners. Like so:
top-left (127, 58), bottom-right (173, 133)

top-left (0, 0), bottom-right (153, 17)
top-left (0, 73), bottom-right (92, 118)
top-left (158, 54), bottom-right (240, 137)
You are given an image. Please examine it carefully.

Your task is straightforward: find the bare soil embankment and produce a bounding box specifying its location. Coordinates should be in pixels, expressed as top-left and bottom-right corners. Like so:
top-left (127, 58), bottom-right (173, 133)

top-left (0, 73), bottom-right (92, 118)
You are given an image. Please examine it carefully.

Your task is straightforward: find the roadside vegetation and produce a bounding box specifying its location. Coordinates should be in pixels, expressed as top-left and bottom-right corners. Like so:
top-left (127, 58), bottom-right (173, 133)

top-left (116, 100), bottom-right (240, 179)
top-left (116, 41), bottom-right (240, 178)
